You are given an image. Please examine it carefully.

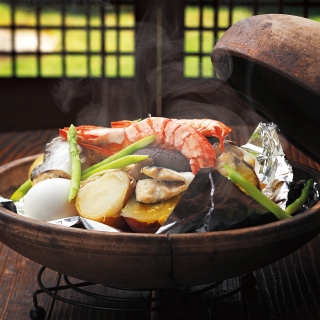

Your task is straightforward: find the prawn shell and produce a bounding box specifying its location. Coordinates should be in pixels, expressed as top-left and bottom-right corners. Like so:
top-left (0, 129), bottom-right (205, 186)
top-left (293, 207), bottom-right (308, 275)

top-left (111, 118), bottom-right (232, 149)
top-left (60, 117), bottom-right (217, 174)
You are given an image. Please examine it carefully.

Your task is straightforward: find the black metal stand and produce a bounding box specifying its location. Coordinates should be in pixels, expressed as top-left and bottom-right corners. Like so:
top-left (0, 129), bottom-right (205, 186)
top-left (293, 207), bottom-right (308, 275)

top-left (30, 266), bottom-right (257, 320)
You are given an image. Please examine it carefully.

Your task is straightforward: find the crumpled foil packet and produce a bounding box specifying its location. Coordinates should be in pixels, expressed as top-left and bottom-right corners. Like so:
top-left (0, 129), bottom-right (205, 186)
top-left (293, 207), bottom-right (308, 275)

top-left (157, 122), bottom-right (314, 234)
top-left (156, 168), bottom-right (272, 234)
top-left (241, 122), bottom-right (293, 209)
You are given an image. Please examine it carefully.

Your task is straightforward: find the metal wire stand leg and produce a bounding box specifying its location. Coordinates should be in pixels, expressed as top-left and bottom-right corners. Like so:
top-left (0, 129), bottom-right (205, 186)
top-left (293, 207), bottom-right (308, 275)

top-left (29, 266), bottom-right (257, 320)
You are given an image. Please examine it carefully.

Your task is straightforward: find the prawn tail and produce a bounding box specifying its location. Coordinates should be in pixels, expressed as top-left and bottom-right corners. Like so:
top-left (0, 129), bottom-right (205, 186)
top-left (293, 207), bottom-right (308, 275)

top-left (59, 128), bottom-right (68, 140)
top-left (60, 125), bottom-right (103, 141)
top-left (59, 126), bottom-right (115, 157)
top-left (189, 161), bottom-right (201, 175)
top-left (203, 121), bottom-right (232, 150)
top-left (79, 143), bottom-right (115, 157)
top-left (111, 120), bottom-right (134, 128)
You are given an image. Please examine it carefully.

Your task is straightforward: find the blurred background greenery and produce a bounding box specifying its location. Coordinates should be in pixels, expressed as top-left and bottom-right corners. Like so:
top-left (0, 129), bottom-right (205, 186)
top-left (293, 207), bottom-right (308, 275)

top-left (0, 1), bottom-right (319, 78)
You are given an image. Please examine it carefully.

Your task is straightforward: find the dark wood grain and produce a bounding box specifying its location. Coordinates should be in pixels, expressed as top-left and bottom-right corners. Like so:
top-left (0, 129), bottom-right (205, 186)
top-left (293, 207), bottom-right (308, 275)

top-left (0, 130), bottom-right (58, 165)
top-left (0, 129), bottom-right (319, 320)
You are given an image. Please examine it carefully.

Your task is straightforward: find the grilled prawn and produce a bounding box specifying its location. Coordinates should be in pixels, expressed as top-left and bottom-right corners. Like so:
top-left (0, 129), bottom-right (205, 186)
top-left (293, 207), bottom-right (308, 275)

top-left (60, 117), bottom-right (218, 174)
top-left (111, 118), bottom-right (232, 148)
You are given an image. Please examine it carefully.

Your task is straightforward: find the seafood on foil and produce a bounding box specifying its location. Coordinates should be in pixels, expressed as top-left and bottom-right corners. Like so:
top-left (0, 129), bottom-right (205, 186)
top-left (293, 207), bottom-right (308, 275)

top-left (9, 117), bottom-right (315, 235)
top-left (15, 116), bottom-right (232, 232)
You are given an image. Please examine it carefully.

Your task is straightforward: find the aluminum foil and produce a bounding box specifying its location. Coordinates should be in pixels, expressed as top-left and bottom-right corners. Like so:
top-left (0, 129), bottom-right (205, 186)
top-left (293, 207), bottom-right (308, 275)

top-left (0, 196), bottom-right (17, 213)
top-left (47, 216), bottom-right (121, 232)
top-left (241, 122), bottom-right (293, 209)
top-left (47, 216), bottom-right (80, 227)
top-left (156, 167), bottom-right (272, 234)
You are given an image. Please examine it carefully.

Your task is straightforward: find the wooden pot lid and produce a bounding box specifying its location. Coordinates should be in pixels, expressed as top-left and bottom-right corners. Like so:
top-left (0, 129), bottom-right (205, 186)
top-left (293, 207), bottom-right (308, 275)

top-left (211, 14), bottom-right (320, 165)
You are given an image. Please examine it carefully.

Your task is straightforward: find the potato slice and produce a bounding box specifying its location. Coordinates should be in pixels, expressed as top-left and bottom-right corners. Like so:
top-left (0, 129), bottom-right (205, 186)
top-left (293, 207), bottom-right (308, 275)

top-left (76, 170), bottom-right (133, 229)
top-left (120, 194), bottom-right (183, 233)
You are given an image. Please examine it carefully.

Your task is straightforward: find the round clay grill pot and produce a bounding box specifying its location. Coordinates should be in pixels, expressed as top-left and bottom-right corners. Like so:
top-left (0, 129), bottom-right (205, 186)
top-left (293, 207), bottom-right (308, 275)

top-left (2, 14), bottom-right (320, 289)
top-left (0, 155), bottom-right (320, 289)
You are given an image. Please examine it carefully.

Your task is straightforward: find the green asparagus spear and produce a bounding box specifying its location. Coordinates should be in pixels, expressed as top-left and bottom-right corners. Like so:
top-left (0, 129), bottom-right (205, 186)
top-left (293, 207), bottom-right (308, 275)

top-left (81, 135), bottom-right (156, 177)
top-left (10, 178), bottom-right (32, 201)
top-left (67, 124), bottom-right (81, 201)
top-left (81, 155), bottom-right (148, 180)
top-left (223, 164), bottom-right (292, 220)
top-left (285, 179), bottom-right (313, 215)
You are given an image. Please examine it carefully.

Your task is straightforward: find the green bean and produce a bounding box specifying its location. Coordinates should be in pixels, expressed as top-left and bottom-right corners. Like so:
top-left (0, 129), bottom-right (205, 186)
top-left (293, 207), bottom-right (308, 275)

top-left (223, 164), bottom-right (292, 220)
top-left (81, 155), bottom-right (148, 180)
top-left (81, 135), bottom-right (156, 176)
top-left (67, 124), bottom-right (81, 201)
top-left (10, 179), bottom-right (32, 201)
top-left (285, 179), bottom-right (313, 215)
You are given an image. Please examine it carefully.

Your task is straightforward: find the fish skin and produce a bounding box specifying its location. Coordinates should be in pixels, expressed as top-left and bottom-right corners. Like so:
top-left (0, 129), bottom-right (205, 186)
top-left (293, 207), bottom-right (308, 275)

top-left (30, 137), bottom-right (87, 185)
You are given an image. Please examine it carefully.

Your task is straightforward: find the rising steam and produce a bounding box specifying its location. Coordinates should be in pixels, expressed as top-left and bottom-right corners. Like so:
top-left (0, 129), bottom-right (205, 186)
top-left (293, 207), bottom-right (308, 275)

top-left (47, 0), bottom-right (265, 137)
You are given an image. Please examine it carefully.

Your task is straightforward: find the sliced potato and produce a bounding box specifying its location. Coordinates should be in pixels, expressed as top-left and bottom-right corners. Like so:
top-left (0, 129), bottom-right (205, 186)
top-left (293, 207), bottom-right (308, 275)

top-left (76, 170), bottom-right (134, 228)
top-left (120, 193), bottom-right (183, 233)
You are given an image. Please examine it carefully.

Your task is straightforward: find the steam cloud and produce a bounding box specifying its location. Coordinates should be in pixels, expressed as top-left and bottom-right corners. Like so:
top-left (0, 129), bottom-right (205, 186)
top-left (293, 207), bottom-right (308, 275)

top-left (32, 0), bottom-right (265, 137)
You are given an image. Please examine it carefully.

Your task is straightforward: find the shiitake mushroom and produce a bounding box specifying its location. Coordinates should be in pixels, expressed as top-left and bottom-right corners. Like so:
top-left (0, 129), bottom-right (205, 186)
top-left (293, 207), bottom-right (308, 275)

top-left (134, 148), bottom-right (191, 172)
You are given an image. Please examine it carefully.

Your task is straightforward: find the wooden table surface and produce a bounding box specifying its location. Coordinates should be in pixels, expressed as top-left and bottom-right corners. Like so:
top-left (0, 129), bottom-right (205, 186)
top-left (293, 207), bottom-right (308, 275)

top-left (1, 128), bottom-right (320, 320)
